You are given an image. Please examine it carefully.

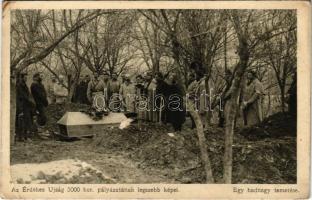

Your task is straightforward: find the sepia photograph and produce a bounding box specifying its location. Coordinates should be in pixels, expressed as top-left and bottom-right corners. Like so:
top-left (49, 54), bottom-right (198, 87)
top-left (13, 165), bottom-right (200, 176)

top-left (1, 1), bottom-right (310, 199)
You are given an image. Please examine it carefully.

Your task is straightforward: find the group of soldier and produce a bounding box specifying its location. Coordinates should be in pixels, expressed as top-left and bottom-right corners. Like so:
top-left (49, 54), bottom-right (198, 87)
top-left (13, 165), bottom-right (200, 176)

top-left (14, 62), bottom-right (294, 143)
top-left (72, 71), bottom-right (186, 132)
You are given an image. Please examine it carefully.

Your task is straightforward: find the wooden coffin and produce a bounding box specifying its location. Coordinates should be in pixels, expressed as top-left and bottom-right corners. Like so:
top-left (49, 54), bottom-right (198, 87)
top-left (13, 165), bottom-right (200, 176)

top-left (57, 112), bottom-right (127, 137)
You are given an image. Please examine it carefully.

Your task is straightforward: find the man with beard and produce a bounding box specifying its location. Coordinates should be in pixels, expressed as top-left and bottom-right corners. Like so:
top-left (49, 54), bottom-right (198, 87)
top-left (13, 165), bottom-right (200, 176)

top-left (31, 73), bottom-right (49, 127)
top-left (241, 70), bottom-right (264, 126)
top-left (16, 72), bottom-right (36, 141)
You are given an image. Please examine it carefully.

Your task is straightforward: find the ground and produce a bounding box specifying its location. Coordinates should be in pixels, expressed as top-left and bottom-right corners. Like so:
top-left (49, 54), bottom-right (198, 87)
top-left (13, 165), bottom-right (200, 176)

top-left (10, 103), bottom-right (296, 184)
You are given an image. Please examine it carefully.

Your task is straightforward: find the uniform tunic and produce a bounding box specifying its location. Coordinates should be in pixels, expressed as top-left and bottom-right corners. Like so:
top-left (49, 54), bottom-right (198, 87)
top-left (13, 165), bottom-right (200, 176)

top-left (87, 79), bottom-right (109, 107)
top-left (109, 80), bottom-right (121, 111)
top-left (119, 82), bottom-right (136, 113)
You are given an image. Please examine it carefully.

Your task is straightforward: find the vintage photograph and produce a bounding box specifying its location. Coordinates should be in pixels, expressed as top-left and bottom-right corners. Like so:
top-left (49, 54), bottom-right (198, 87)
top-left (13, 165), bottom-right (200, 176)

top-left (8, 8), bottom-right (298, 185)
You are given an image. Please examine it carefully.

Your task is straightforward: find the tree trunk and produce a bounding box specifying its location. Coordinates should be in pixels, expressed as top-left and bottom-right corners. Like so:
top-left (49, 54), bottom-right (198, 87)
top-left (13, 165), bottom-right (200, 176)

top-left (187, 101), bottom-right (214, 183)
top-left (223, 89), bottom-right (240, 183)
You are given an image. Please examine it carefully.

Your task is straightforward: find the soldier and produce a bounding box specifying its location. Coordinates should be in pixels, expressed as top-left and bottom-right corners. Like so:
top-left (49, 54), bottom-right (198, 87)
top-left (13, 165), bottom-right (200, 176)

top-left (143, 71), bottom-right (157, 122)
top-left (241, 70), bottom-right (264, 126)
top-left (135, 74), bottom-right (145, 127)
top-left (119, 74), bottom-right (136, 113)
top-left (15, 72), bottom-right (36, 142)
top-left (75, 75), bottom-right (90, 105)
top-left (155, 72), bottom-right (168, 124)
top-left (87, 73), bottom-right (108, 111)
top-left (165, 73), bottom-right (185, 132)
top-left (53, 75), bottom-right (68, 104)
top-left (31, 73), bottom-right (49, 126)
top-left (103, 72), bottom-right (111, 106)
top-left (109, 72), bottom-right (121, 111)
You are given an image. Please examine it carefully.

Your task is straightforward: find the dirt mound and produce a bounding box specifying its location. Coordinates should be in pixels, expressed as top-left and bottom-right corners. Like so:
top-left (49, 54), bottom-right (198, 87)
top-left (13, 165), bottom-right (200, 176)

top-left (238, 112), bottom-right (296, 140)
top-left (130, 124), bottom-right (296, 184)
top-left (132, 126), bottom-right (236, 182)
top-left (92, 123), bottom-right (171, 152)
top-left (135, 131), bottom-right (200, 170)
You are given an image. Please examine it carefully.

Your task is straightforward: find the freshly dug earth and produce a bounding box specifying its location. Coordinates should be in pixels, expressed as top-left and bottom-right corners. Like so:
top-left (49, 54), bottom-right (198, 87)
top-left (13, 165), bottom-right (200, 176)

top-left (11, 103), bottom-right (296, 184)
top-left (238, 112), bottom-right (296, 140)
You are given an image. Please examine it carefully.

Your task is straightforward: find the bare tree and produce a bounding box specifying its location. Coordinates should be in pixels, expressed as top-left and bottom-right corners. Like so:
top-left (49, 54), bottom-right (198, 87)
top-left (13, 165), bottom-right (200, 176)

top-left (11, 10), bottom-right (114, 73)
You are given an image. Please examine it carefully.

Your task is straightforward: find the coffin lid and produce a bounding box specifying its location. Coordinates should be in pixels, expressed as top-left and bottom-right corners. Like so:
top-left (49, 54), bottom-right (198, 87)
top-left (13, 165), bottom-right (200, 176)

top-left (57, 112), bottom-right (127, 126)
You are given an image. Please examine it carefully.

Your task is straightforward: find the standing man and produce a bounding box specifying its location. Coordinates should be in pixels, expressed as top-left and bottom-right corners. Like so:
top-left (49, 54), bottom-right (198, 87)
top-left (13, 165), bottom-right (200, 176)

top-left (102, 71), bottom-right (111, 106)
top-left (135, 74), bottom-right (145, 126)
top-left (31, 73), bottom-right (49, 126)
top-left (53, 75), bottom-right (68, 104)
top-left (15, 72), bottom-right (36, 142)
top-left (242, 70), bottom-right (264, 126)
top-left (165, 73), bottom-right (185, 132)
top-left (76, 75), bottom-right (90, 104)
top-left (119, 74), bottom-right (136, 113)
top-left (87, 73), bottom-right (108, 111)
top-left (155, 72), bottom-right (168, 124)
top-left (109, 72), bottom-right (121, 111)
